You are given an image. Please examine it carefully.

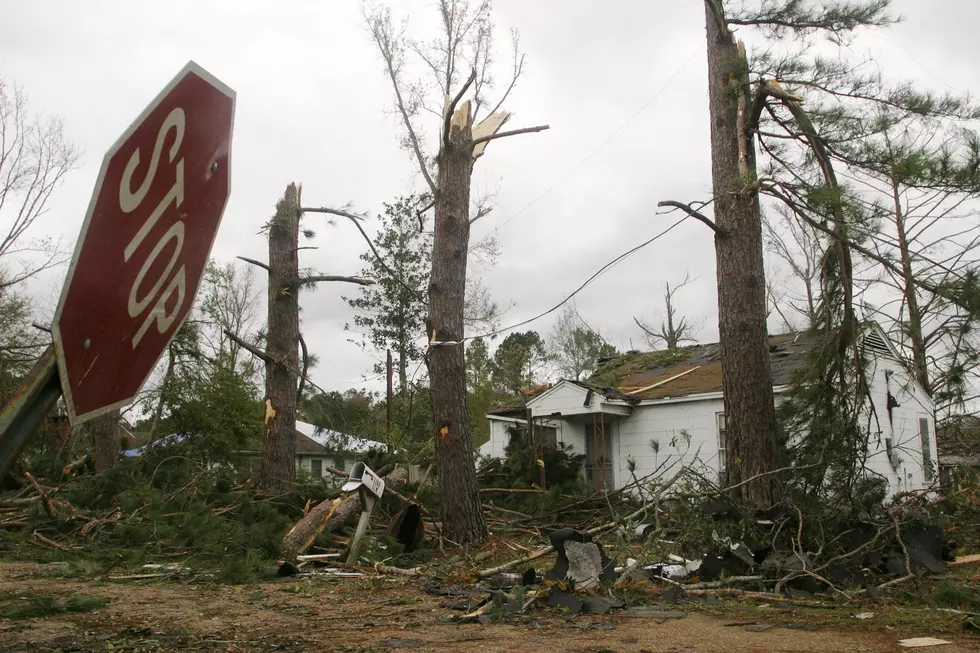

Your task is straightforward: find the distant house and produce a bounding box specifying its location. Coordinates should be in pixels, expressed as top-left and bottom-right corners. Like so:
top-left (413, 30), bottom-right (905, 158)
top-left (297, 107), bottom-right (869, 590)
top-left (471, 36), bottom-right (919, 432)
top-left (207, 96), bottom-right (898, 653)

top-left (481, 323), bottom-right (938, 497)
top-left (292, 420), bottom-right (387, 480)
top-left (122, 420), bottom-right (386, 482)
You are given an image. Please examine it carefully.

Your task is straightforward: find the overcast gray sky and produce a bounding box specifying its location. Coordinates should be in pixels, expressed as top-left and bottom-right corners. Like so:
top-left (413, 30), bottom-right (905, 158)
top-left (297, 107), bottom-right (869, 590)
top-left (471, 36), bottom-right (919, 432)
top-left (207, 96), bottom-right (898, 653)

top-left (2, 0), bottom-right (978, 394)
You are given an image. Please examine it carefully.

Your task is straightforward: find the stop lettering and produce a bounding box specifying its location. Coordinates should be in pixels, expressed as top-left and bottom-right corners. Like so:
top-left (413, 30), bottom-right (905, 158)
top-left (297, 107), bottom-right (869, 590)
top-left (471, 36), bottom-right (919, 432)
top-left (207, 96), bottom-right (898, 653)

top-left (52, 62), bottom-right (235, 425)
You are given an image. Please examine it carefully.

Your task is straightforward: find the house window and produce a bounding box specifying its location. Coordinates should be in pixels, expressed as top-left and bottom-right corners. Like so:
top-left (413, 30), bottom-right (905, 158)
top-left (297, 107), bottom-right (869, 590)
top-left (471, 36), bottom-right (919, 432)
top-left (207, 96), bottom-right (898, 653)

top-left (919, 417), bottom-right (933, 482)
top-left (536, 425), bottom-right (558, 451)
top-left (717, 413), bottom-right (727, 479)
top-left (310, 458), bottom-right (323, 479)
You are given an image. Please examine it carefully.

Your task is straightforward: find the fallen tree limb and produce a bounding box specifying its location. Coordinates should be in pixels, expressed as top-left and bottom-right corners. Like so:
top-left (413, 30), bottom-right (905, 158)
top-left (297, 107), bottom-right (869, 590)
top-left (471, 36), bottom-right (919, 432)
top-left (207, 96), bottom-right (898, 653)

top-left (33, 530), bottom-right (72, 552)
top-left (477, 457), bottom-right (693, 578)
top-left (282, 466), bottom-right (408, 559)
top-left (25, 472), bottom-right (56, 520)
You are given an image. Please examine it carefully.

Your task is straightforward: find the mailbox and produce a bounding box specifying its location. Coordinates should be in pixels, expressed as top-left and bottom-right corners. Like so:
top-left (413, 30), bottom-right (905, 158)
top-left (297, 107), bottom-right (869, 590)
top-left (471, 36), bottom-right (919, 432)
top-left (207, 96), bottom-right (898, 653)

top-left (342, 462), bottom-right (385, 500)
top-left (341, 462), bottom-right (386, 565)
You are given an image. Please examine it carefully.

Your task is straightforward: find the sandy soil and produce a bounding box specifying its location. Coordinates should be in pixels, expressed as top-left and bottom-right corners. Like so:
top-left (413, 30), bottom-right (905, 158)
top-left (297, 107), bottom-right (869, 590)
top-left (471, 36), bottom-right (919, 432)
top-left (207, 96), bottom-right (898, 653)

top-left (1, 563), bottom-right (976, 653)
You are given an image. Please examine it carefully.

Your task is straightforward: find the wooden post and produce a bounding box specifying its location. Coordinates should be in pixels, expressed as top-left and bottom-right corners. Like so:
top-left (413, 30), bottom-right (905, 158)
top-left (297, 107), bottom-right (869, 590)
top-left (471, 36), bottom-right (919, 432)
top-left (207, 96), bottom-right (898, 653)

top-left (346, 494), bottom-right (377, 564)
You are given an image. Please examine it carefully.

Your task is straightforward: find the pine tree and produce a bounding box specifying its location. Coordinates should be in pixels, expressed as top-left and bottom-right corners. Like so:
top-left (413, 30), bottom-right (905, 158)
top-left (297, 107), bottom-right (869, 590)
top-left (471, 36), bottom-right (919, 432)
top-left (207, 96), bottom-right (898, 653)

top-left (344, 196), bottom-right (430, 394)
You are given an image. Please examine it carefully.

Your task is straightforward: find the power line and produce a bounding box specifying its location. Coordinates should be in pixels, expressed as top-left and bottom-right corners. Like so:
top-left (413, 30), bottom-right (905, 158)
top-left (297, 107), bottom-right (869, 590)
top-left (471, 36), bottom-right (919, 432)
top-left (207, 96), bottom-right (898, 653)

top-left (494, 44), bottom-right (705, 232)
top-left (453, 216), bottom-right (687, 344)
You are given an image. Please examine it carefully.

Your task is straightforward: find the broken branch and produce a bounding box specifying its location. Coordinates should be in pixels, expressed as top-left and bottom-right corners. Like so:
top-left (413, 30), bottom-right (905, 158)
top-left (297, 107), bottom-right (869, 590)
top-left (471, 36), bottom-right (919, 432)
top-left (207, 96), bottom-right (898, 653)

top-left (471, 124), bottom-right (550, 146)
top-left (657, 200), bottom-right (724, 236)
top-left (444, 68), bottom-right (477, 147)
top-left (236, 256), bottom-right (270, 272)
top-left (300, 275), bottom-right (376, 286)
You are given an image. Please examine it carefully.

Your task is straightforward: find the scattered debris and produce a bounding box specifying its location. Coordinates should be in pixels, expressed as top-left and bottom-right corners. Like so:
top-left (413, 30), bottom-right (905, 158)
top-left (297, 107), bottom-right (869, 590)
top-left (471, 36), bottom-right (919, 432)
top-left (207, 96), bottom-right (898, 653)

top-left (897, 637), bottom-right (953, 648)
top-left (746, 623), bottom-right (775, 632)
top-left (854, 612), bottom-right (874, 620)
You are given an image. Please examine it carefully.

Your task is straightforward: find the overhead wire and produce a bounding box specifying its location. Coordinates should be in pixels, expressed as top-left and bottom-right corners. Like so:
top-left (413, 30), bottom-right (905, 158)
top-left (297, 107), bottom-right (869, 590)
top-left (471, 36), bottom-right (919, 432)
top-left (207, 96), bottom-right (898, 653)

top-left (493, 43), bottom-right (705, 232)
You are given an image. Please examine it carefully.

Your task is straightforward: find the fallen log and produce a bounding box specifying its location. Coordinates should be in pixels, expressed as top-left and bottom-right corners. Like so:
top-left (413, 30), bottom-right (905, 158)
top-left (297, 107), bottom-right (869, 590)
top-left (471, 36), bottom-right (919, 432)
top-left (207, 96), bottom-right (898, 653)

top-left (33, 530), bottom-right (72, 552)
top-left (282, 466), bottom-right (408, 559)
top-left (24, 472), bottom-right (56, 520)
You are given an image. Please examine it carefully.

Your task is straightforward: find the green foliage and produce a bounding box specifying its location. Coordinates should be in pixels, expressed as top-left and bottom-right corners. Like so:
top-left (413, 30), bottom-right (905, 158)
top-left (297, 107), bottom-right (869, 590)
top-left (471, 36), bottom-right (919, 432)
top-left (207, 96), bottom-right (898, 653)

top-left (466, 337), bottom-right (500, 447)
top-left (301, 388), bottom-right (380, 441)
top-left (162, 350), bottom-right (264, 463)
top-left (0, 594), bottom-right (109, 620)
top-left (11, 456), bottom-right (333, 583)
top-left (343, 195), bottom-right (430, 388)
top-left (494, 426), bottom-right (587, 492)
top-left (491, 331), bottom-right (550, 395)
top-left (0, 280), bottom-right (46, 404)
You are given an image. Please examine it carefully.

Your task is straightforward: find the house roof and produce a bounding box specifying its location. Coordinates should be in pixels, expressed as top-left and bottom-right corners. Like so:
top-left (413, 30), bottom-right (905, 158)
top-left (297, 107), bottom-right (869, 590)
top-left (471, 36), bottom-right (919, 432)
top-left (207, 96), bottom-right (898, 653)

top-left (584, 331), bottom-right (815, 401)
top-left (295, 420), bottom-right (387, 453)
top-left (485, 385), bottom-right (554, 418)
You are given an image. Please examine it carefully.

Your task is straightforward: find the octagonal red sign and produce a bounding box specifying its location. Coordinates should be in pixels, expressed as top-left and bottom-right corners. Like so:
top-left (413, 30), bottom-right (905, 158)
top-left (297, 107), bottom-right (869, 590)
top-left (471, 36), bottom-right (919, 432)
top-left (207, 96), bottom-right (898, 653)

top-left (53, 61), bottom-right (235, 425)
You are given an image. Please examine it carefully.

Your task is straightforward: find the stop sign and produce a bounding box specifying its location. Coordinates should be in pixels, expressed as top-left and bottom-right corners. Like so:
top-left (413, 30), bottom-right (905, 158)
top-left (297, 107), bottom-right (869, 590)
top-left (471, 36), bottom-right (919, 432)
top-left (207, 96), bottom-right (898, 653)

top-left (53, 61), bottom-right (235, 425)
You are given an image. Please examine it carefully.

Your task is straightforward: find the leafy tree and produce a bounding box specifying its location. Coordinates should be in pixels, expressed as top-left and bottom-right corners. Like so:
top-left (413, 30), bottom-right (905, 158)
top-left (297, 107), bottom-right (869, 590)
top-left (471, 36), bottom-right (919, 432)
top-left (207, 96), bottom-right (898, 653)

top-left (0, 281), bottom-right (45, 404)
top-left (549, 306), bottom-right (618, 380)
top-left (344, 196), bottom-right (430, 393)
top-left (301, 389), bottom-right (379, 441)
top-left (161, 325), bottom-right (263, 466)
top-left (492, 331), bottom-right (550, 395)
top-left (466, 337), bottom-right (500, 446)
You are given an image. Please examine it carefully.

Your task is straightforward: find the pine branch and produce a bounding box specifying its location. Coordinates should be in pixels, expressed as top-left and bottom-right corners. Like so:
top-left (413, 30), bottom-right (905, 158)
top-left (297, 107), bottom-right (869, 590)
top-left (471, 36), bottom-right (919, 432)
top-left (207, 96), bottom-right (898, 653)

top-left (224, 328), bottom-right (328, 397)
top-left (237, 256), bottom-right (270, 272)
top-left (300, 275), bottom-right (377, 286)
top-left (657, 200), bottom-right (725, 236)
top-left (302, 206), bottom-right (424, 300)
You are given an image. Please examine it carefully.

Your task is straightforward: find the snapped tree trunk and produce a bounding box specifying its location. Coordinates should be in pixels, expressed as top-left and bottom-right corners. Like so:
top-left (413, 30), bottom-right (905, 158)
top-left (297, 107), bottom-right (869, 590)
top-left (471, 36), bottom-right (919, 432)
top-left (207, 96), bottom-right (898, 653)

top-left (261, 183), bottom-right (301, 488)
top-left (704, 1), bottom-right (780, 507)
top-left (426, 104), bottom-right (490, 545)
top-left (892, 179), bottom-right (931, 395)
top-left (91, 410), bottom-right (120, 473)
top-left (281, 466), bottom-right (408, 559)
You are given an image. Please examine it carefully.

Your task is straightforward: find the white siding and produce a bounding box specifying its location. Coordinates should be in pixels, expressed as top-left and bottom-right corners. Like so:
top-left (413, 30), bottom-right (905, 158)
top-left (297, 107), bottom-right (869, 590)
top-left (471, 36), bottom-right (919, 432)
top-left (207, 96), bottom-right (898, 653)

top-left (481, 348), bottom-right (938, 498)
top-left (618, 397), bottom-right (725, 487)
top-left (864, 354), bottom-right (937, 495)
top-left (480, 419), bottom-right (515, 459)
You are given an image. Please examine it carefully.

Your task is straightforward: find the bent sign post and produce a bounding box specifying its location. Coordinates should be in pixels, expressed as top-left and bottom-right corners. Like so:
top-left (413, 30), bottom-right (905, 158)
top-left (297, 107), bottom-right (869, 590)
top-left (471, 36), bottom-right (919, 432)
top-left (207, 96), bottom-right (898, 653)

top-left (53, 61), bottom-right (236, 425)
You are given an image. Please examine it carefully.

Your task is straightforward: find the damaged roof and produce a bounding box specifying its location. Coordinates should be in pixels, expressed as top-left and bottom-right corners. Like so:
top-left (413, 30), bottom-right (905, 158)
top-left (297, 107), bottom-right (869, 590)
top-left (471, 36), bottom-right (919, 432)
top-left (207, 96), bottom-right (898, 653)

top-left (486, 384), bottom-right (554, 418)
top-left (585, 332), bottom-right (815, 401)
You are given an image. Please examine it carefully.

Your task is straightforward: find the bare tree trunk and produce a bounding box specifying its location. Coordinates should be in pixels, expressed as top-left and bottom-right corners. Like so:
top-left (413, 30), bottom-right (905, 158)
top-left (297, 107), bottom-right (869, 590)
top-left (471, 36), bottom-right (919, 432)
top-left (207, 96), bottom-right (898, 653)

top-left (281, 466), bottom-right (408, 559)
top-left (91, 410), bottom-right (120, 473)
top-left (147, 343), bottom-right (176, 443)
top-left (704, 1), bottom-right (780, 507)
top-left (427, 106), bottom-right (490, 545)
top-left (892, 179), bottom-right (931, 395)
top-left (261, 183), bottom-right (301, 488)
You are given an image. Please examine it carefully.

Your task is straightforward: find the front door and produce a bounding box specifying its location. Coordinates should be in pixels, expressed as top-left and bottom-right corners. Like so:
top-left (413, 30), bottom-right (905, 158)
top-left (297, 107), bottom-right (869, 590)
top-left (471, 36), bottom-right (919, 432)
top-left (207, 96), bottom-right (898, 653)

top-left (585, 416), bottom-right (614, 491)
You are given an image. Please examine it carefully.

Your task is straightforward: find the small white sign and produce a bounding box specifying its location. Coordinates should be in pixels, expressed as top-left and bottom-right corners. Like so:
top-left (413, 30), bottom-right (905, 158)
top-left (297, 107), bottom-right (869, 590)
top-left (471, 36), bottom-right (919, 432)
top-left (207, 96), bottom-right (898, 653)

top-left (342, 462), bottom-right (386, 499)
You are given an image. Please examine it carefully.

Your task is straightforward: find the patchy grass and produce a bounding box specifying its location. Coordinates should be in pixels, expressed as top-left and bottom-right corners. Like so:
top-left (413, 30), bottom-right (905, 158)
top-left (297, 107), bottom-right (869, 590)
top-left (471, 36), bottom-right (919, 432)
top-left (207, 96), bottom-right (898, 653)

top-left (1, 593), bottom-right (109, 620)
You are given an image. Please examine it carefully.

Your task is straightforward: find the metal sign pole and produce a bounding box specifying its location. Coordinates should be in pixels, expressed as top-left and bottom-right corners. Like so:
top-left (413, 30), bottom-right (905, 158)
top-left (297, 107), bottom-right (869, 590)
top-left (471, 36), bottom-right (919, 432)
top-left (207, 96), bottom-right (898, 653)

top-left (0, 345), bottom-right (63, 478)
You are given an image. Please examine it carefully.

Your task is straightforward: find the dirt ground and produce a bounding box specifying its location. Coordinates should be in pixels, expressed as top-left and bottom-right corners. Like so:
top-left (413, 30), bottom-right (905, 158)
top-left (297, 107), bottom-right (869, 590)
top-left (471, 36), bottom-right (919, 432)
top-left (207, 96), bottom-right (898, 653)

top-left (1, 563), bottom-right (977, 653)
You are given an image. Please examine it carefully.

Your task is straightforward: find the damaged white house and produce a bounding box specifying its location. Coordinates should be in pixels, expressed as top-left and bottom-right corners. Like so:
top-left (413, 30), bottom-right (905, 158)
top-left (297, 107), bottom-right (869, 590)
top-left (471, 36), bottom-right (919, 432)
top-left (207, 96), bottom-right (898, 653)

top-left (481, 324), bottom-right (937, 497)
